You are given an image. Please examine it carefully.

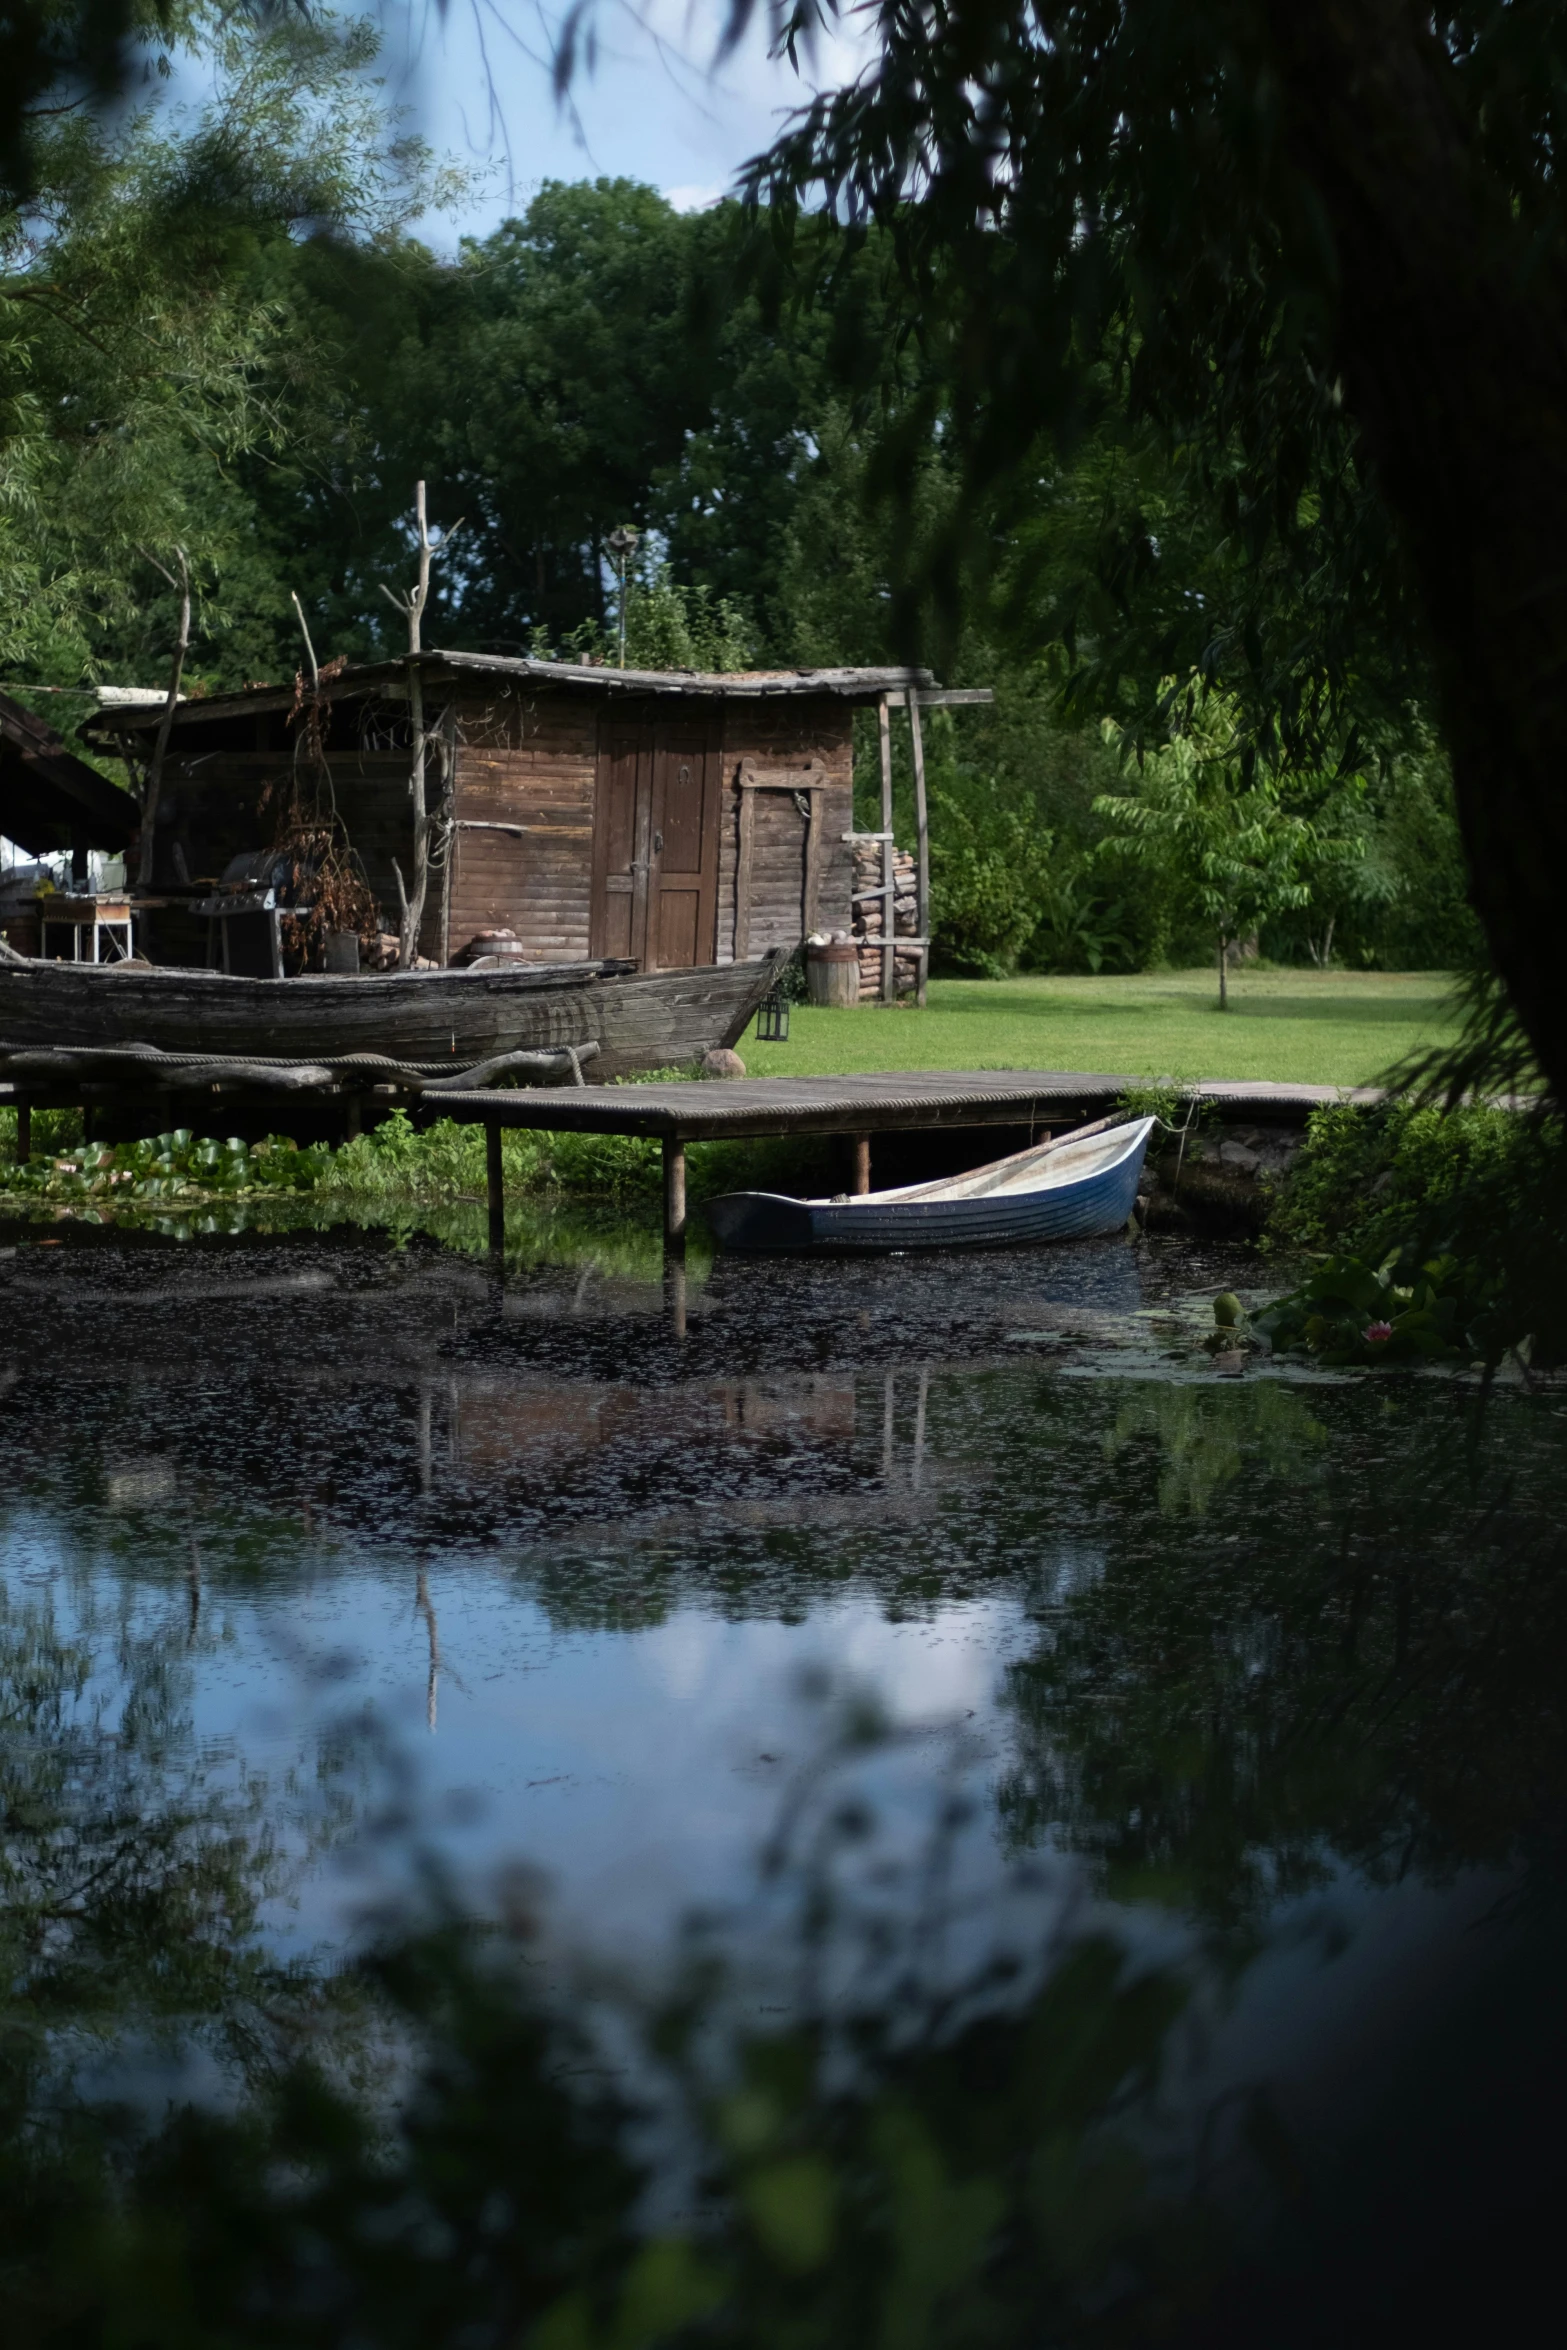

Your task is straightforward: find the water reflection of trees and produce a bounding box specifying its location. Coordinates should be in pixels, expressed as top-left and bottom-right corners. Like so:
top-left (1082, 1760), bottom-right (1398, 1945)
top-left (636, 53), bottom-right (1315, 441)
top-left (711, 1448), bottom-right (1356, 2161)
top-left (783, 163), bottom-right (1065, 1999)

top-left (0, 1579), bottom-right (355, 2106)
top-left (6, 1367), bottom-right (1567, 2338)
top-left (999, 1383), bottom-right (1567, 1934)
top-left (0, 1664), bottom-right (1230, 2350)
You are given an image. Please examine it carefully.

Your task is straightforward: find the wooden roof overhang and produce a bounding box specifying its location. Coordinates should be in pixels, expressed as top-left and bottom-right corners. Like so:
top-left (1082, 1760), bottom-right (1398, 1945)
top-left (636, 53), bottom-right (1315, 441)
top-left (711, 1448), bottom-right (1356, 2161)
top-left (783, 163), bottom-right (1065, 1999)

top-left (80, 655), bottom-right (969, 744)
top-left (0, 691), bottom-right (137, 853)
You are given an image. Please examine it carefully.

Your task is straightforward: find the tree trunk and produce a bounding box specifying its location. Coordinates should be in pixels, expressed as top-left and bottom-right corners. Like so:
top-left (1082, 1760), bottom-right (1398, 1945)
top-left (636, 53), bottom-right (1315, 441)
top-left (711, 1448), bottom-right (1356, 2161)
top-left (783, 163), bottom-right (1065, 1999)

top-left (138, 550), bottom-right (191, 893)
top-left (1265, 1), bottom-right (1567, 1099)
top-left (1218, 932), bottom-right (1229, 1011)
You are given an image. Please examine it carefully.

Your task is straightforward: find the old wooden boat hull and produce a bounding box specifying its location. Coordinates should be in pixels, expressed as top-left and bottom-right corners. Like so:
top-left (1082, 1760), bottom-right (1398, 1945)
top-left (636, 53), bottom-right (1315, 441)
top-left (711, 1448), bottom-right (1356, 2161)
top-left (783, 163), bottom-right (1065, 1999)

top-left (705, 1116), bottom-right (1156, 1252)
top-left (0, 951), bottom-right (783, 1081)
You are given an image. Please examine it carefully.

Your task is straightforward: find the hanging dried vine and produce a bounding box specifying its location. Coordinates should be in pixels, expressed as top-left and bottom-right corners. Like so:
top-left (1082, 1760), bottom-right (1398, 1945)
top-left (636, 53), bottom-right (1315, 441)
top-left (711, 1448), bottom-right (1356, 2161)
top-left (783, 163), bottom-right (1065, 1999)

top-left (255, 655), bottom-right (378, 967)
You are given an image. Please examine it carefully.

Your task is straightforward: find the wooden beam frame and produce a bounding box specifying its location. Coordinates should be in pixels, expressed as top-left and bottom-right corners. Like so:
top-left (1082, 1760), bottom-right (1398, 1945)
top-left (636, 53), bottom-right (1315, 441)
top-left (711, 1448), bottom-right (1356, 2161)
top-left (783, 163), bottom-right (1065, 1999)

top-left (907, 689), bottom-right (930, 1008)
top-left (877, 698), bottom-right (895, 1001)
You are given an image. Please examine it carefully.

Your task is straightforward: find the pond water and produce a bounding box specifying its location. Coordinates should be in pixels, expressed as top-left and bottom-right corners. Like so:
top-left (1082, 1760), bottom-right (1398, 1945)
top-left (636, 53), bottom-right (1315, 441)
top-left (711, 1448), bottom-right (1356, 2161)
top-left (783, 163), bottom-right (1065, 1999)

top-left (3, 1211), bottom-right (1565, 2341)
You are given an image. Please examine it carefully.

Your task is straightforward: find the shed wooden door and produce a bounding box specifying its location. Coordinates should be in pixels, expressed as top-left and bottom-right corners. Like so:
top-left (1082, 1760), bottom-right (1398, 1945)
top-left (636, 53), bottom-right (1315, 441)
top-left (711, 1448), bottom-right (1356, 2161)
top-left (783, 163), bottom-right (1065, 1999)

top-left (590, 710), bottom-right (720, 968)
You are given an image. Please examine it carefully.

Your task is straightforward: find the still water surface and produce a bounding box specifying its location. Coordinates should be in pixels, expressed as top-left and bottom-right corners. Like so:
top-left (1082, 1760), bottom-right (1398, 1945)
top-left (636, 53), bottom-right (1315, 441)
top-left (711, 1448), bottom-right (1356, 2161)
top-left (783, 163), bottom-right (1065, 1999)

top-left (4, 1213), bottom-right (1565, 2334)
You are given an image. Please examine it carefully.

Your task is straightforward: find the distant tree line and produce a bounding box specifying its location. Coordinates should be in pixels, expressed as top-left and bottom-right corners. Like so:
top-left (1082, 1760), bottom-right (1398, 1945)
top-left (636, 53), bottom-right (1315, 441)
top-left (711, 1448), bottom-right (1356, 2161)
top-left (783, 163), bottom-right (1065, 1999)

top-left (0, 8), bottom-right (1476, 977)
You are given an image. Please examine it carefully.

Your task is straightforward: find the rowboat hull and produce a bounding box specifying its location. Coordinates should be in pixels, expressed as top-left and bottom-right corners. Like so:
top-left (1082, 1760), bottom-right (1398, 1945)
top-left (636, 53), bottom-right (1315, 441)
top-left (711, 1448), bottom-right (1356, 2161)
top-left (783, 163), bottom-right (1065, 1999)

top-left (0, 953), bottom-right (782, 1082)
top-left (706, 1117), bottom-right (1155, 1252)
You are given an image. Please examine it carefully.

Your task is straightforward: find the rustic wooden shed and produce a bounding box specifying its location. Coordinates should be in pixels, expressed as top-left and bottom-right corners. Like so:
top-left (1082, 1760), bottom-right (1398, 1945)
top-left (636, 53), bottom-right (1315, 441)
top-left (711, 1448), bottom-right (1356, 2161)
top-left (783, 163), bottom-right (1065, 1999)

top-left (86, 655), bottom-right (938, 973)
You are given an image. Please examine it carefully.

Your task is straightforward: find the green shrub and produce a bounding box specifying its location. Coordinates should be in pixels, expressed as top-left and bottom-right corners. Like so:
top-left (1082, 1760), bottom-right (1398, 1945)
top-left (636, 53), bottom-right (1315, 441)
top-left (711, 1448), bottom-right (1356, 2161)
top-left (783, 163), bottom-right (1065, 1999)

top-left (928, 791), bottom-right (1054, 975)
top-left (1268, 1100), bottom-right (1567, 1366)
top-left (1271, 1101), bottom-right (1542, 1257)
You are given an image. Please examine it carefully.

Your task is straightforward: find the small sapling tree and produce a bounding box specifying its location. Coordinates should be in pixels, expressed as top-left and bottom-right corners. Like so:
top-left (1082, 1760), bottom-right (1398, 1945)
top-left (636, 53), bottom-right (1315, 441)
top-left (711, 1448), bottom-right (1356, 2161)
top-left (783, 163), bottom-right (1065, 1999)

top-left (1095, 689), bottom-right (1332, 1008)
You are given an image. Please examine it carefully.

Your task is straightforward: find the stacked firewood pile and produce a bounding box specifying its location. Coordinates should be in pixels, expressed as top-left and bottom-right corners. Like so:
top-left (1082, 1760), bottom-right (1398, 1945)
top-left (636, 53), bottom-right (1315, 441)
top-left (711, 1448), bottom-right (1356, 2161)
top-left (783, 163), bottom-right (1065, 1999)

top-left (852, 841), bottom-right (921, 996)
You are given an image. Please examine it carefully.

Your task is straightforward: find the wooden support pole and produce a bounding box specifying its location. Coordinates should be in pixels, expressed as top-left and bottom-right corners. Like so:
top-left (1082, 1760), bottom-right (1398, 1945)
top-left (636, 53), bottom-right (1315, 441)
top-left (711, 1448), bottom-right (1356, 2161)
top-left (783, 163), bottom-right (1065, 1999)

top-left (15, 1101), bottom-right (31, 1163)
top-left (662, 1134), bottom-right (687, 1252)
top-left (851, 1134), bottom-right (871, 1194)
top-left (486, 1121), bottom-right (504, 1254)
top-left (907, 688), bottom-right (930, 1009)
top-left (802, 790), bottom-right (824, 937)
top-left (735, 782), bottom-right (756, 962)
top-left (878, 697), bottom-right (895, 1001)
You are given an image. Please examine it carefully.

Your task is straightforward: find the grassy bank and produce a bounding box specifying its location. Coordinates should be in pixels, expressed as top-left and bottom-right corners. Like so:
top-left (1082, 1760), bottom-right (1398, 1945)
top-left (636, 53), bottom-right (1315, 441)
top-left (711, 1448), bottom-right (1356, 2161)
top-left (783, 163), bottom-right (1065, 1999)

top-left (747, 968), bottom-right (1458, 1087)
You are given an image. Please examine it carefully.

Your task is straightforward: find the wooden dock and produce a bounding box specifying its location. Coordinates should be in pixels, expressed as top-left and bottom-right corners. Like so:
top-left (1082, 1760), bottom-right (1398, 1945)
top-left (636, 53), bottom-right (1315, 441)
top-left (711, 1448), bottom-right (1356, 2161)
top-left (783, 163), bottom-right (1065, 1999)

top-left (422, 1069), bottom-right (1384, 1251)
top-left (0, 1059), bottom-right (1384, 1252)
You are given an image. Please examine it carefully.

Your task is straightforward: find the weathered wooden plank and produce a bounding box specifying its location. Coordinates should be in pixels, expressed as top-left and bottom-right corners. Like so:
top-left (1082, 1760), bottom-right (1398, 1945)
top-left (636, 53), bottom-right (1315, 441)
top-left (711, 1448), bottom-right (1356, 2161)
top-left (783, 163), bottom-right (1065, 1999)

top-left (734, 783), bottom-right (756, 963)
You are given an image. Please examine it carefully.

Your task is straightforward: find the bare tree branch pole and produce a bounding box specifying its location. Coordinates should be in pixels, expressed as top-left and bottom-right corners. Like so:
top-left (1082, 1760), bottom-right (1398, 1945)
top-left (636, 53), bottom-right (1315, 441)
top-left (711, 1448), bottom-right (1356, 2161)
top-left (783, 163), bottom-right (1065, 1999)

top-left (381, 481), bottom-right (463, 970)
top-left (290, 590), bottom-right (319, 693)
top-left (137, 546), bottom-right (190, 893)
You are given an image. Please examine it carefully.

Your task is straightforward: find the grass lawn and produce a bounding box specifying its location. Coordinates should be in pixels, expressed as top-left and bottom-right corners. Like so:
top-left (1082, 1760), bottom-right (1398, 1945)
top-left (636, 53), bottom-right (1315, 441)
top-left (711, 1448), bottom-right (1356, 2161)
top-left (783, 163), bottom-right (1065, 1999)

top-left (742, 967), bottom-right (1460, 1090)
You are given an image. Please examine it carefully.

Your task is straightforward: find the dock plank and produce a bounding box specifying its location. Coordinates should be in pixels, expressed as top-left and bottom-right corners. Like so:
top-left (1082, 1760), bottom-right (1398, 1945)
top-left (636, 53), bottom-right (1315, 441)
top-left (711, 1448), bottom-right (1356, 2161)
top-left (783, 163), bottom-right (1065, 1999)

top-left (425, 1069), bottom-right (1385, 1142)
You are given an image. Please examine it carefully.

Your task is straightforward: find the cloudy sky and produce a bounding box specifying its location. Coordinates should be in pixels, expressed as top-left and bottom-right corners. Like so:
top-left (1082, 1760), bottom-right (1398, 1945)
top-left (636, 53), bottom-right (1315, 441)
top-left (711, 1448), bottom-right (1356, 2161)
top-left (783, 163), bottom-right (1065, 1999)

top-left (382, 0), bottom-right (874, 241)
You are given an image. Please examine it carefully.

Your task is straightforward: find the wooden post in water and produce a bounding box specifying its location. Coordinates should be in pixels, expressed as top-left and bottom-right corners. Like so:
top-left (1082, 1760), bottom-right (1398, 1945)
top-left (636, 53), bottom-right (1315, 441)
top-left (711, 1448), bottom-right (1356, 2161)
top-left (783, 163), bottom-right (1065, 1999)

top-left (907, 688), bottom-right (931, 1008)
top-left (878, 697), bottom-right (896, 1001)
top-left (851, 1134), bottom-right (871, 1194)
top-left (663, 1135), bottom-right (687, 1253)
top-left (485, 1121), bottom-right (504, 1254)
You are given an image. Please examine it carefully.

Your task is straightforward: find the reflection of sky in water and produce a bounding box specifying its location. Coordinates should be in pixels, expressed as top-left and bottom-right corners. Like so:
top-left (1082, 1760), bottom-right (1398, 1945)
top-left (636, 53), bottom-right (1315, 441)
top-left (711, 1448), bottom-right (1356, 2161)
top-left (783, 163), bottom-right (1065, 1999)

top-left (7, 1219), bottom-right (1567, 2205)
top-left (39, 1554), bottom-right (1043, 1956)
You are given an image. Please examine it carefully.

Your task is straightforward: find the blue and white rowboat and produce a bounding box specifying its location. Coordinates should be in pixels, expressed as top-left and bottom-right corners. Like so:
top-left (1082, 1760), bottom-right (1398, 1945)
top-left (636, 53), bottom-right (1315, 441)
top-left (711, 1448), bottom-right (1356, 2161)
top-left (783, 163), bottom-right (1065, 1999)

top-left (705, 1115), bottom-right (1156, 1254)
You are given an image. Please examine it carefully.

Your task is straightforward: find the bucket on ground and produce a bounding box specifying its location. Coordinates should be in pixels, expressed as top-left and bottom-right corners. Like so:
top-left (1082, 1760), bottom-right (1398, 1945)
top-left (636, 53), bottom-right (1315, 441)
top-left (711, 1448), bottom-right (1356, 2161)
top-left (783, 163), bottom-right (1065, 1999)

top-left (804, 939), bottom-right (860, 1008)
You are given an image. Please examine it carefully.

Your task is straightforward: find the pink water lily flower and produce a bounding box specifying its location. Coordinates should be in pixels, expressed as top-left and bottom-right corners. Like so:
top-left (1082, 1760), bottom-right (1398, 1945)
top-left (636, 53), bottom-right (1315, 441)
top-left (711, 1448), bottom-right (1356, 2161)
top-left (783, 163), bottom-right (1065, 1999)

top-left (1363, 1321), bottom-right (1394, 1344)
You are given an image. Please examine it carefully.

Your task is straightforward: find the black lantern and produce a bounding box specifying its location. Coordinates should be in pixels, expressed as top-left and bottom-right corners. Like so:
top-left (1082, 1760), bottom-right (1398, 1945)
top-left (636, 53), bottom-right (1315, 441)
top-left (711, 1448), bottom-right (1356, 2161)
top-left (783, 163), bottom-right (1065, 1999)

top-left (756, 987), bottom-right (790, 1042)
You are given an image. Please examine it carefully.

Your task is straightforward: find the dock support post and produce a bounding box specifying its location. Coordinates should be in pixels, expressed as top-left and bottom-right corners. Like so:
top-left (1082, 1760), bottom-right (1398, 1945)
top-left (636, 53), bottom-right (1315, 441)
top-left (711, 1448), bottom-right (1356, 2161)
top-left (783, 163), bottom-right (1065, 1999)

top-left (907, 687), bottom-right (930, 1009)
top-left (15, 1101), bottom-right (30, 1164)
top-left (851, 1134), bottom-right (871, 1195)
top-left (663, 1135), bottom-right (687, 1254)
top-left (486, 1122), bottom-right (504, 1255)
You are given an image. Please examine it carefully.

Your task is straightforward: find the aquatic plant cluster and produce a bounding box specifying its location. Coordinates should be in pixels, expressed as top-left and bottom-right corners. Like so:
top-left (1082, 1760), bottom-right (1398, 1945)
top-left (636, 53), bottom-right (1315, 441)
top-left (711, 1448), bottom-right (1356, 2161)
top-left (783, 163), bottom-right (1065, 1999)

top-left (0, 1128), bottom-right (331, 1207)
top-left (1257, 1251), bottom-right (1481, 1367)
